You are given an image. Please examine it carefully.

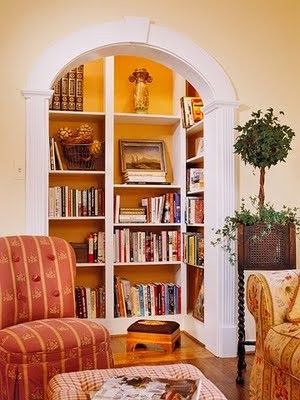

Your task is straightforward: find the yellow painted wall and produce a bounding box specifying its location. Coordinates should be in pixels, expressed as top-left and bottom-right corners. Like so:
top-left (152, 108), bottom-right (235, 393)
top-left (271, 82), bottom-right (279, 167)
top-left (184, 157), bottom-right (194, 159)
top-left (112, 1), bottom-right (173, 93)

top-left (1, 0), bottom-right (299, 257)
top-left (114, 55), bottom-right (173, 114)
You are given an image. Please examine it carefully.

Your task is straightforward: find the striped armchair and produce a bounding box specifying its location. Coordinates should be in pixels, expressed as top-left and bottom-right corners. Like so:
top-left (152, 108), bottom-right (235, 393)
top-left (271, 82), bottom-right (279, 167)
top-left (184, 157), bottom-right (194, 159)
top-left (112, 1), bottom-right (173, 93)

top-left (247, 270), bottom-right (300, 400)
top-left (0, 236), bottom-right (113, 400)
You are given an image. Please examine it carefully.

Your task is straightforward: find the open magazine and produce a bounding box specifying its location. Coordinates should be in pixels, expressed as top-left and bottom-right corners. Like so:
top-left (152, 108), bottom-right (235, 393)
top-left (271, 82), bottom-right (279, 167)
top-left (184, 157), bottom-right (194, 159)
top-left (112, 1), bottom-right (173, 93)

top-left (90, 375), bottom-right (202, 399)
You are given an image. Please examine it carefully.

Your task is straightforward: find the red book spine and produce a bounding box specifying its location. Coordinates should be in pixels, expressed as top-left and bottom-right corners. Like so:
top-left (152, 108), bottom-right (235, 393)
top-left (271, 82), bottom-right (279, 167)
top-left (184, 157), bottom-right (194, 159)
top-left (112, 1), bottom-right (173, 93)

top-left (161, 284), bottom-right (165, 315)
top-left (88, 233), bottom-right (94, 263)
top-left (177, 231), bottom-right (181, 261)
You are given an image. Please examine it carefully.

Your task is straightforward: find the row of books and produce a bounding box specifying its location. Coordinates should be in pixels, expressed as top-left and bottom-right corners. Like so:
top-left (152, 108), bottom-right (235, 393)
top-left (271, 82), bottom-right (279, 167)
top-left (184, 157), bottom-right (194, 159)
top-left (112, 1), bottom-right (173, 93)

top-left (75, 286), bottom-right (105, 319)
top-left (180, 96), bottom-right (203, 128)
top-left (186, 197), bottom-right (204, 224)
top-left (187, 168), bottom-right (204, 193)
top-left (114, 229), bottom-right (181, 263)
top-left (49, 138), bottom-right (64, 171)
top-left (114, 193), bottom-right (181, 224)
top-left (48, 186), bottom-right (104, 217)
top-left (183, 233), bottom-right (204, 267)
top-left (87, 231), bottom-right (105, 263)
top-left (114, 276), bottom-right (181, 318)
top-left (50, 65), bottom-right (84, 111)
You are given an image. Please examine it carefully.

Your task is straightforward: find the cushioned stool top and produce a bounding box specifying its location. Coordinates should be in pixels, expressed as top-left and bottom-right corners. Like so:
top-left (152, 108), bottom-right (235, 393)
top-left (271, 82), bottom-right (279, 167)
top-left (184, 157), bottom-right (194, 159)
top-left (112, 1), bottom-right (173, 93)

top-left (127, 319), bottom-right (180, 334)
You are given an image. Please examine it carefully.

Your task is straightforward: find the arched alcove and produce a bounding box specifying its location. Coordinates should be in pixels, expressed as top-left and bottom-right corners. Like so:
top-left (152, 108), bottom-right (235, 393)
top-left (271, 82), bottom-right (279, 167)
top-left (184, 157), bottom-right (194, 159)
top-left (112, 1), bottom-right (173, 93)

top-left (22, 16), bottom-right (239, 357)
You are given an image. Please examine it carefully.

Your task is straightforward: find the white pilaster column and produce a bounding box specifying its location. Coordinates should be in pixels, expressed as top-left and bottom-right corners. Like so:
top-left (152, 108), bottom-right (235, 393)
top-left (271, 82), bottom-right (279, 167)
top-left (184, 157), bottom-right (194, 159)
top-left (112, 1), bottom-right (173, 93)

top-left (203, 100), bottom-right (239, 357)
top-left (21, 90), bottom-right (52, 235)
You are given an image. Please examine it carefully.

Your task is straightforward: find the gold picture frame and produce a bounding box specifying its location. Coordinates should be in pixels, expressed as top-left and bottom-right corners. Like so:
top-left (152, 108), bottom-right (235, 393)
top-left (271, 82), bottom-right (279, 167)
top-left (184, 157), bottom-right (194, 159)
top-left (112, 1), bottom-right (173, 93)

top-left (120, 140), bottom-right (167, 173)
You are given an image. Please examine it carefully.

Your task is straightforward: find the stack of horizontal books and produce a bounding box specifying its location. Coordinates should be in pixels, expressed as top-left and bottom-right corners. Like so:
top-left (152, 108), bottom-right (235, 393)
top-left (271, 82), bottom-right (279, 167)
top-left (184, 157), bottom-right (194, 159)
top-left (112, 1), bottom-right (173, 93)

top-left (119, 208), bottom-right (146, 223)
top-left (123, 171), bottom-right (167, 184)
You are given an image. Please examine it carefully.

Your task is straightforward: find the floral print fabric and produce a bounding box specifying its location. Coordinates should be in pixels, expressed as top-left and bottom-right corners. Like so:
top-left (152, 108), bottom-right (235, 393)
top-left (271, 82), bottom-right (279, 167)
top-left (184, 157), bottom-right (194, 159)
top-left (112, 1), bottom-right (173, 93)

top-left (247, 270), bottom-right (300, 400)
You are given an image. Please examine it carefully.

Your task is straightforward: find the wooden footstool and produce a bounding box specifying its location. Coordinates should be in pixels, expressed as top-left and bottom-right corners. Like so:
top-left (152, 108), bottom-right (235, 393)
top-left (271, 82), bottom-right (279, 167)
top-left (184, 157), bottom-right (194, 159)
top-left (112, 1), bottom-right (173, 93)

top-left (127, 319), bottom-right (181, 353)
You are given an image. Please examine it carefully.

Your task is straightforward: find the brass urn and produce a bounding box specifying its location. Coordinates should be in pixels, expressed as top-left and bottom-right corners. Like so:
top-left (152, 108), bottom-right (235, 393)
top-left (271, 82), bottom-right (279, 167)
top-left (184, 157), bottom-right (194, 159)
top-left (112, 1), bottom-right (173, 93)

top-left (129, 68), bottom-right (153, 113)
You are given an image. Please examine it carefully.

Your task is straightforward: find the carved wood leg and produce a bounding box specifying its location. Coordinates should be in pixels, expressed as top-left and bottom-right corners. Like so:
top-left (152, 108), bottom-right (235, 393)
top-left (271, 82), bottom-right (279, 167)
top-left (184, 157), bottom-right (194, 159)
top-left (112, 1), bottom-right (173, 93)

top-left (236, 267), bottom-right (246, 384)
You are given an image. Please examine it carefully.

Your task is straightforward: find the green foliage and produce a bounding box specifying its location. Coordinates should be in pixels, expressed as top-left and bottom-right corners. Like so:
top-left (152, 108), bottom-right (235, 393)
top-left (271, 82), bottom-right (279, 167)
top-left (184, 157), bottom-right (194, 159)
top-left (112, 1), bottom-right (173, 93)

top-left (234, 108), bottom-right (295, 169)
top-left (212, 197), bottom-right (300, 265)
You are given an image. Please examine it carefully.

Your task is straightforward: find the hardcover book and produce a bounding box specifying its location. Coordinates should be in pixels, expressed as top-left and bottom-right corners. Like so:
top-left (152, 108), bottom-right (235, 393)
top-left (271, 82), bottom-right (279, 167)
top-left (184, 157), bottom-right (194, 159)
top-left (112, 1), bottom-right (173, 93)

top-left (60, 73), bottom-right (69, 111)
top-left (68, 69), bottom-right (76, 111)
top-left (75, 65), bottom-right (84, 111)
top-left (51, 80), bottom-right (61, 110)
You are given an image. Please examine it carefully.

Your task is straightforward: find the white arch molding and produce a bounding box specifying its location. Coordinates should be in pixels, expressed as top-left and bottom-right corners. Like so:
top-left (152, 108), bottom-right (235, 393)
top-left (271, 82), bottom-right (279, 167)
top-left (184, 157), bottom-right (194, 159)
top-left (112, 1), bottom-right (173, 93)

top-left (22, 17), bottom-right (239, 357)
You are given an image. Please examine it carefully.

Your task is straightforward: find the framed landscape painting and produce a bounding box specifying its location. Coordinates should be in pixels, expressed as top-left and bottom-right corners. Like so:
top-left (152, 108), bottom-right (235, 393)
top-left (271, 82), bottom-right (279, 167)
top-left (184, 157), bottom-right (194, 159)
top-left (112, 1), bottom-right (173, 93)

top-left (120, 140), bottom-right (167, 173)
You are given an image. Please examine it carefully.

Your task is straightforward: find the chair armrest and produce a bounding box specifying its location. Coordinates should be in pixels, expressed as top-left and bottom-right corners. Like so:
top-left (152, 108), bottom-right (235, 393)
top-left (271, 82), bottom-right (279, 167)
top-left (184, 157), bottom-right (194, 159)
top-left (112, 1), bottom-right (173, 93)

top-left (246, 270), bottom-right (299, 353)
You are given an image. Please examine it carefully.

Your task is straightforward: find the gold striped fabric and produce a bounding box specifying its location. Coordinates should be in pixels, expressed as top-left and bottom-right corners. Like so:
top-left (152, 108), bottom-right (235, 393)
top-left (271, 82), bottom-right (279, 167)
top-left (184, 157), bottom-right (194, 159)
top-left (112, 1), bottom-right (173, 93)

top-left (0, 236), bottom-right (76, 328)
top-left (0, 236), bottom-right (114, 400)
top-left (47, 363), bottom-right (227, 400)
top-left (247, 270), bottom-right (300, 400)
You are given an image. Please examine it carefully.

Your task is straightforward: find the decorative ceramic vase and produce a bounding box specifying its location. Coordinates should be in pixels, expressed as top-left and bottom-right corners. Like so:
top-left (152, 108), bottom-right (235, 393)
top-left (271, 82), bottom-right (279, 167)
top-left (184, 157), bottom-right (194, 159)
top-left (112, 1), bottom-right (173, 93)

top-left (129, 68), bottom-right (153, 113)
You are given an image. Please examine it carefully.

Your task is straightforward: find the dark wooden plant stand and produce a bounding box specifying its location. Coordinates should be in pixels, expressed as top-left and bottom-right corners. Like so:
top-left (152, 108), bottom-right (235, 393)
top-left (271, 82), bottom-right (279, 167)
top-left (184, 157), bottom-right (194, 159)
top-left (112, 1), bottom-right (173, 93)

top-left (236, 223), bottom-right (296, 385)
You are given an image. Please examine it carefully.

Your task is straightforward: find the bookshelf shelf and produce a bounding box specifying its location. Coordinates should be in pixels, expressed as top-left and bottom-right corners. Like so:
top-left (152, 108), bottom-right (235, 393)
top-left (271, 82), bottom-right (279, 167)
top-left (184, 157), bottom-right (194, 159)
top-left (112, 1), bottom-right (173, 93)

top-left (186, 153), bottom-right (204, 164)
top-left (187, 190), bottom-right (204, 195)
top-left (186, 223), bottom-right (204, 227)
top-left (113, 223), bottom-right (181, 227)
top-left (114, 112), bottom-right (180, 126)
top-left (49, 110), bottom-right (105, 121)
top-left (186, 120), bottom-right (204, 136)
top-left (186, 262), bottom-right (204, 269)
top-left (114, 314), bottom-right (182, 324)
top-left (114, 261), bottom-right (181, 266)
top-left (49, 216), bottom-right (105, 220)
top-left (49, 170), bottom-right (105, 175)
top-left (114, 184), bottom-right (181, 190)
top-left (76, 263), bottom-right (105, 267)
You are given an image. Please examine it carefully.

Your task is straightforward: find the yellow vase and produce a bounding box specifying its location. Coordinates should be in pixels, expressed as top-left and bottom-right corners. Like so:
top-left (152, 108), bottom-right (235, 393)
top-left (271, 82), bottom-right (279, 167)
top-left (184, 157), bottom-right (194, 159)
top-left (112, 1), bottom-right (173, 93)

top-left (129, 68), bottom-right (153, 114)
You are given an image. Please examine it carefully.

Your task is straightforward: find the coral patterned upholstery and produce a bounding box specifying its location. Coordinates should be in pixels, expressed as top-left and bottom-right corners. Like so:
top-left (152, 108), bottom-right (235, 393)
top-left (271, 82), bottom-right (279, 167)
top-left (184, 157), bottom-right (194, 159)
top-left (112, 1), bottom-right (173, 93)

top-left (246, 270), bottom-right (300, 400)
top-left (0, 236), bottom-right (113, 400)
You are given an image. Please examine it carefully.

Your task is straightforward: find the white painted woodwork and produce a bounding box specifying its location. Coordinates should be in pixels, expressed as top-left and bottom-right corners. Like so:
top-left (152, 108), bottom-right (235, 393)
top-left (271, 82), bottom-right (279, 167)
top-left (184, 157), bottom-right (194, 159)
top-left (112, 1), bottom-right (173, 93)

top-left (113, 223), bottom-right (181, 227)
top-left (22, 90), bottom-right (52, 235)
top-left (114, 184), bottom-right (181, 189)
top-left (49, 110), bottom-right (105, 120)
top-left (114, 113), bottom-right (180, 125)
top-left (49, 170), bottom-right (105, 175)
top-left (22, 17), bottom-right (238, 357)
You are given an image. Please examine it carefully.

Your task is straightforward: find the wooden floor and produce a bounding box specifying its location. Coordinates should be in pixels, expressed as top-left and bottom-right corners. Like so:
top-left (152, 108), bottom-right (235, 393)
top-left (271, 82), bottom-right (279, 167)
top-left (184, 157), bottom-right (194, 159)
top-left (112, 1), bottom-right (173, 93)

top-left (111, 332), bottom-right (253, 400)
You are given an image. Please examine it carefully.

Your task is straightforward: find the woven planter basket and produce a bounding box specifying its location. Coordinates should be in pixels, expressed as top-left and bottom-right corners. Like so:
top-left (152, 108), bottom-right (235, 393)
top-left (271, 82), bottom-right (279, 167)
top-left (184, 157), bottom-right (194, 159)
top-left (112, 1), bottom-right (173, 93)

top-left (237, 223), bottom-right (296, 270)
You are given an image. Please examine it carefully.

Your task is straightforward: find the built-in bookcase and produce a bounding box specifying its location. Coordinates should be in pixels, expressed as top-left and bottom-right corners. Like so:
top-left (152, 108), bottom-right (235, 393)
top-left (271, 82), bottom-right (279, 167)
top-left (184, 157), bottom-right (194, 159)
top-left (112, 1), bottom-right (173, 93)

top-left (48, 55), bottom-right (206, 341)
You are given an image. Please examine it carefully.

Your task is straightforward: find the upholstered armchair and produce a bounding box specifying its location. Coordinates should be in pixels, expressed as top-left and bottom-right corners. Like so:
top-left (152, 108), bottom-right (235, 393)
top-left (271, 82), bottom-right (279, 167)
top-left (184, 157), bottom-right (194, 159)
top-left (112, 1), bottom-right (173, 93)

top-left (247, 270), bottom-right (300, 400)
top-left (0, 236), bottom-right (113, 400)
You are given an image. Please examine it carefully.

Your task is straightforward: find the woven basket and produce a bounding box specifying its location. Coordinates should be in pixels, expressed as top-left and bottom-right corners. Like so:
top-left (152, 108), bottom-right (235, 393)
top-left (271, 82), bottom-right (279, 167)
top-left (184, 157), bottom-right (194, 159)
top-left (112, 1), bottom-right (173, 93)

top-left (237, 223), bottom-right (296, 270)
top-left (62, 143), bottom-right (96, 170)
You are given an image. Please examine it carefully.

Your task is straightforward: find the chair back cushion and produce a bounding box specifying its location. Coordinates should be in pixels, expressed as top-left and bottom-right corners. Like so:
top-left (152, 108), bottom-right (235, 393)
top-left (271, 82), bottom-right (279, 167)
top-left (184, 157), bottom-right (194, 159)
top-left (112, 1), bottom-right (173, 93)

top-left (0, 235), bottom-right (76, 329)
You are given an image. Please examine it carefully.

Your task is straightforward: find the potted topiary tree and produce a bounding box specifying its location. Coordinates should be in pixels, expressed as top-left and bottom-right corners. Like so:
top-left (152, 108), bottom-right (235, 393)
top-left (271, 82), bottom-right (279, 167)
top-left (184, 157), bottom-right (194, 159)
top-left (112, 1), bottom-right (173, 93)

top-left (212, 107), bottom-right (299, 384)
top-left (214, 108), bottom-right (299, 268)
